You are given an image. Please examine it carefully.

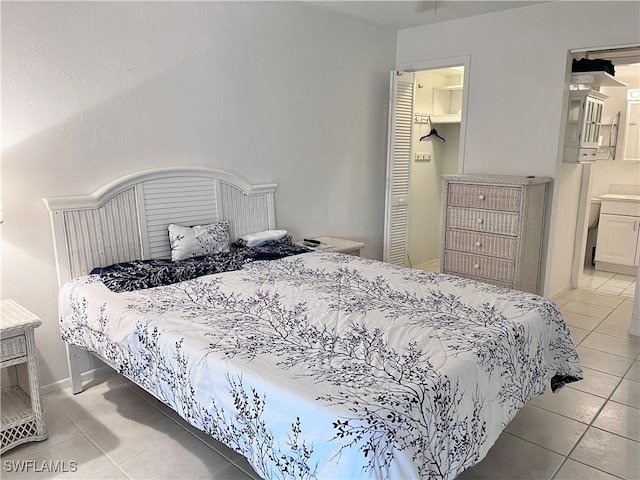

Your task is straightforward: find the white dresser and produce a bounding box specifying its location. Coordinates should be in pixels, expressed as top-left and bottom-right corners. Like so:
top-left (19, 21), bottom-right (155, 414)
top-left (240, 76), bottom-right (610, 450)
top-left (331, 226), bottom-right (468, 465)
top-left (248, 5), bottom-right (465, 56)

top-left (441, 175), bottom-right (551, 294)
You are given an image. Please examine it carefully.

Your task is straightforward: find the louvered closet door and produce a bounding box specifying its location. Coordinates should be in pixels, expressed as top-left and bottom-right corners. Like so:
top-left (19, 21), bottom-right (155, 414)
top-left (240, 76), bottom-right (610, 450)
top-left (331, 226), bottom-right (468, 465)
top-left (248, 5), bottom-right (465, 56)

top-left (383, 71), bottom-right (414, 266)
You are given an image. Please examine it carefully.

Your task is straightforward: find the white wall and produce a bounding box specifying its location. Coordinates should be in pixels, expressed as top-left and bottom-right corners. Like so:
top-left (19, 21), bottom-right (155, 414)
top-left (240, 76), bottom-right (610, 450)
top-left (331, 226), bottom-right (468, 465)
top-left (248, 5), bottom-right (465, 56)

top-left (0, 1), bottom-right (396, 387)
top-left (396, 1), bottom-right (640, 297)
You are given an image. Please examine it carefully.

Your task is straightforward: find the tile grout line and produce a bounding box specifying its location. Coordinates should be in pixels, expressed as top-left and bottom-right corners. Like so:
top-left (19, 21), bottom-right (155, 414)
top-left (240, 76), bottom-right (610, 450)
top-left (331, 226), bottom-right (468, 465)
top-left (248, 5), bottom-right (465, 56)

top-left (61, 414), bottom-right (133, 480)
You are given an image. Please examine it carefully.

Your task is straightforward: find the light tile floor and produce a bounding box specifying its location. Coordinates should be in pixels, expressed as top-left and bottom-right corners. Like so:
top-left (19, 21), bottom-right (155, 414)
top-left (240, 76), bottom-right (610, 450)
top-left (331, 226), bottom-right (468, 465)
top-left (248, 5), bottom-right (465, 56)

top-left (1, 274), bottom-right (638, 480)
top-left (578, 266), bottom-right (636, 297)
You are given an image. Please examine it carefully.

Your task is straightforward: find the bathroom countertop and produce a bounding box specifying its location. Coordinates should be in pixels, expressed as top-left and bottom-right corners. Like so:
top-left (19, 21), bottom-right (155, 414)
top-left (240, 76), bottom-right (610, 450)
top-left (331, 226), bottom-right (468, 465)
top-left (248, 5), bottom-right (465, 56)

top-left (599, 193), bottom-right (640, 203)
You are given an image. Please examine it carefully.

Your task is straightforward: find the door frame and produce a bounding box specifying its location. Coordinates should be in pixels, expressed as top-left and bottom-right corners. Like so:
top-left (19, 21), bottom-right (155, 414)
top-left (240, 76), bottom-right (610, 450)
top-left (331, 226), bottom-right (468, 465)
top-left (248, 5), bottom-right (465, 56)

top-left (397, 55), bottom-right (471, 174)
top-left (565, 44), bottom-right (640, 290)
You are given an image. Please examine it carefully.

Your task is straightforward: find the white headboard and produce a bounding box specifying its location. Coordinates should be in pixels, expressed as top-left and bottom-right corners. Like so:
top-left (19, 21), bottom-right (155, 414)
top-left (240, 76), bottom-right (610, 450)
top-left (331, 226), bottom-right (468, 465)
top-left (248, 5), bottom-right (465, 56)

top-left (43, 167), bottom-right (277, 287)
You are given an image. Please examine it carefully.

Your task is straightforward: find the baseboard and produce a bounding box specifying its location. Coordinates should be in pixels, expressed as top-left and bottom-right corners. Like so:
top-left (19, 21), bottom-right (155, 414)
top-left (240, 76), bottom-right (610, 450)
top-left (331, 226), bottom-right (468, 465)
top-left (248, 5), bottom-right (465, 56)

top-left (41, 365), bottom-right (113, 395)
top-left (547, 285), bottom-right (572, 301)
top-left (595, 261), bottom-right (637, 276)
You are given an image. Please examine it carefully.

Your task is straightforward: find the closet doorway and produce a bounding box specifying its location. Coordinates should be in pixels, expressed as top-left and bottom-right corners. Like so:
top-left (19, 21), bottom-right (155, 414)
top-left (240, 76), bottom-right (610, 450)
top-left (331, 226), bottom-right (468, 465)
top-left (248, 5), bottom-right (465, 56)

top-left (384, 59), bottom-right (469, 269)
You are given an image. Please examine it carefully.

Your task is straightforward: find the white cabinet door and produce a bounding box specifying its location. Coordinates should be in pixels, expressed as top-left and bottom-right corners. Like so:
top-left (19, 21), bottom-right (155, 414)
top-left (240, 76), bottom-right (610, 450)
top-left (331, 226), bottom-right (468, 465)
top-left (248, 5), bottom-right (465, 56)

top-left (595, 214), bottom-right (640, 266)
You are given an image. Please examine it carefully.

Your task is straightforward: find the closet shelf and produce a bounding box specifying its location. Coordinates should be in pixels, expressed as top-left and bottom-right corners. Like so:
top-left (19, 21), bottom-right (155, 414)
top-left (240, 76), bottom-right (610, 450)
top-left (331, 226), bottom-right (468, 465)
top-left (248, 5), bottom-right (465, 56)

top-left (434, 85), bottom-right (463, 91)
top-left (571, 71), bottom-right (628, 87)
top-left (430, 114), bottom-right (461, 124)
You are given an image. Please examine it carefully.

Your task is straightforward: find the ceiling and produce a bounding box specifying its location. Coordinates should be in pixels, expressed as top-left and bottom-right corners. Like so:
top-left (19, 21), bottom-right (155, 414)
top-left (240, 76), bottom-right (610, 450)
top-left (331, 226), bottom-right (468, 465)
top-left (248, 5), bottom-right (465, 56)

top-left (307, 1), bottom-right (548, 31)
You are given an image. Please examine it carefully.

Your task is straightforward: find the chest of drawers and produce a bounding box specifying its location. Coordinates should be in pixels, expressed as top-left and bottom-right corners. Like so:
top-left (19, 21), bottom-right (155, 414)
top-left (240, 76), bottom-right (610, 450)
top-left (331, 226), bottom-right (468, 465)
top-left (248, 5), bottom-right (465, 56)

top-left (441, 175), bottom-right (551, 294)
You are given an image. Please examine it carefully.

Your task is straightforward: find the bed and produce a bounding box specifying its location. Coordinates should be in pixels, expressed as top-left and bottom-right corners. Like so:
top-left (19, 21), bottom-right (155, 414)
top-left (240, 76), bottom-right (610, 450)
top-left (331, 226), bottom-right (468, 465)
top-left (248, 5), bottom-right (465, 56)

top-left (44, 167), bottom-right (582, 480)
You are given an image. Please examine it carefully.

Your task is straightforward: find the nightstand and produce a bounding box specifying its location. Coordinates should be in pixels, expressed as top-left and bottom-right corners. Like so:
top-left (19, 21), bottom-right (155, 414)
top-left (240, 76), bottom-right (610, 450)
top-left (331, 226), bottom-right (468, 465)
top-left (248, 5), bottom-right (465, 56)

top-left (1, 300), bottom-right (47, 453)
top-left (305, 237), bottom-right (364, 256)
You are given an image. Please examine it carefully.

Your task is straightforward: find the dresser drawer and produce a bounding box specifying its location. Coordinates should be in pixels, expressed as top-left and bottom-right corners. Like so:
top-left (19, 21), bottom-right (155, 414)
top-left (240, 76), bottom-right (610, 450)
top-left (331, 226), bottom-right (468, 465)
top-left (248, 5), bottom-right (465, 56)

top-left (447, 207), bottom-right (520, 236)
top-left (1, 334), bottom-right (26, 363)
top-left (448, 184), bottom-right (522, 212)
top-left (443, 251), bottom-right (515, 284)
top-left (445, 229), bottom-right (518, 259)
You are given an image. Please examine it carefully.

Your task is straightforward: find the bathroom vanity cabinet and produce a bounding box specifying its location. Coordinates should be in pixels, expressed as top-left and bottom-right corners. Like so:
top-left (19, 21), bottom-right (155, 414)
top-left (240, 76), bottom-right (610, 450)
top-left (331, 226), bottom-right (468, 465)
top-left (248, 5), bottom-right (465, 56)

top-left (564, 89), bottom-right (608, 163)
top-left (595, 194), bottom-right (640, 274)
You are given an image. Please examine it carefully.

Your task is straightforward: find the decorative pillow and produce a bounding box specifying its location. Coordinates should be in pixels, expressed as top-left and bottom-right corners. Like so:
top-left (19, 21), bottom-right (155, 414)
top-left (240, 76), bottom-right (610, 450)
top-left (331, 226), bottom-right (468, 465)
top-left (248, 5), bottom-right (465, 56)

top-left (168, 221), bottom-right (230, 261)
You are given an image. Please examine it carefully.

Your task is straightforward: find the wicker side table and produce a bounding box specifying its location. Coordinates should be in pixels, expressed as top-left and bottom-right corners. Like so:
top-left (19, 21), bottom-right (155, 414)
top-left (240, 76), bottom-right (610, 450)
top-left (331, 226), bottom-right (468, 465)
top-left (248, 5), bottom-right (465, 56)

top-left (1, 300), bottom-right (47, 453)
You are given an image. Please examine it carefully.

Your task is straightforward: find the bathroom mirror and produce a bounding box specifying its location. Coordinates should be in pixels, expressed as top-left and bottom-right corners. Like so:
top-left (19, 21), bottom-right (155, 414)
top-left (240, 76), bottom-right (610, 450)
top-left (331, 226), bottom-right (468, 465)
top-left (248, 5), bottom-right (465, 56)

top-left (623, 90), bottom-right (640, 161)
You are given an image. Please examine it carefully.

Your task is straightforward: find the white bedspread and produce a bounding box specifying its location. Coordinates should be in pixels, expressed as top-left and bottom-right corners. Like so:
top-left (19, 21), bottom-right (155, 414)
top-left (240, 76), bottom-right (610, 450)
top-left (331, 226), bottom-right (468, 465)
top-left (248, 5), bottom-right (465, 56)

top-left (59, 251), bottom-right (582, 480)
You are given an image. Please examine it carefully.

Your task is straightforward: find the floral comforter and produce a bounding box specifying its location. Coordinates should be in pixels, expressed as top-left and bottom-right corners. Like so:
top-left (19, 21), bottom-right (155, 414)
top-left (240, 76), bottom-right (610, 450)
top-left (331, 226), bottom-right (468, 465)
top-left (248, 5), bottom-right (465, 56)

top-left (59, 251), bottom-right (582, 480)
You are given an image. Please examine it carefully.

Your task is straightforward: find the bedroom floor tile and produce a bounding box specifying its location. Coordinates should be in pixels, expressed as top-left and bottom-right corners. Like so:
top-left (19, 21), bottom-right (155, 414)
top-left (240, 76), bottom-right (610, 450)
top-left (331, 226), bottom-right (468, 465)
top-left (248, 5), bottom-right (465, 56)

top-left (118, 430), bottom-right (232, 479)
top-left (567, 325), bottom-right (590, 345)
top-left (580, 332), bottom-right (640, 359)
top-left (527, 384), bottom-right (606, 424)
top-left (626, 360), bottom-right (640, 382)
top-left (560, 310), bottom-right (605, 330)
top-left (504, 404), bottom-right (588, 455)
top-left (610, 378), bottom-right (640, 408)
top-left (561, 300), bottom-right (614, 320)
top-left (575, 345), bottom-right (636, 377)
top-left (595, 310), bottom-right (636, 339)
top-left (618, 298), bottom-right (635, 312)
top-left (596, 285), bottom-right (625, 295)
top-left (551, 459), bottom-right (622, 480)
top-left (569, 427), bottom-right (640, 479)
top-left (54, 382), bottom-right (187, 465)
top-left (0, 435), bottom-right (124, 479)
top-left (114, 377), bottom-right (247, 465)
top-left (571, 291), bottom-right (625, 308)
top-left (460, 432), bottom-right (564, 480)
top-left (82, 408), bottom-right (187, 465)
top-left (566, 366), bottom-right (622, 399)
top-left (592, 400), bottom-right (640, 441)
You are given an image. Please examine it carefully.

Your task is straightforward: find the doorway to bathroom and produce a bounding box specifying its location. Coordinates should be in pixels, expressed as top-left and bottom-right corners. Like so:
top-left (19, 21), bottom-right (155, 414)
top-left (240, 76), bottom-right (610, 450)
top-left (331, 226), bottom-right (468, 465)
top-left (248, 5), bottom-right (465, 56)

top-left (569, 45), bottom-right (640, 295)
top-left (383, 57), bottom-right (470, 269)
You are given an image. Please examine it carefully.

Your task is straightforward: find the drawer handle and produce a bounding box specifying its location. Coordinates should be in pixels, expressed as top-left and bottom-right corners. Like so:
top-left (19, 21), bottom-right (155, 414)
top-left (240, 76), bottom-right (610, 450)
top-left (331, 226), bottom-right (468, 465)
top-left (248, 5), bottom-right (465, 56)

top-left (478, 194), bottom-right (486, 200)
top-left (473, 264), bottom-right (480, 270)
top-left (475, 241), bottom-right (482, 247)
top-left (477, 218), bottom-right (484, 224)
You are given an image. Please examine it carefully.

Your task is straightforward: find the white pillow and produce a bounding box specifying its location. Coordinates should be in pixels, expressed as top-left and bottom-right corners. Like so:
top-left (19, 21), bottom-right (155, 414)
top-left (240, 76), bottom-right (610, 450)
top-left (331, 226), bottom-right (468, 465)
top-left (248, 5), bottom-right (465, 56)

top-left (239, 229), bottom-right (287, 247)
top-left (168, 221), bottom-right (230, 261)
